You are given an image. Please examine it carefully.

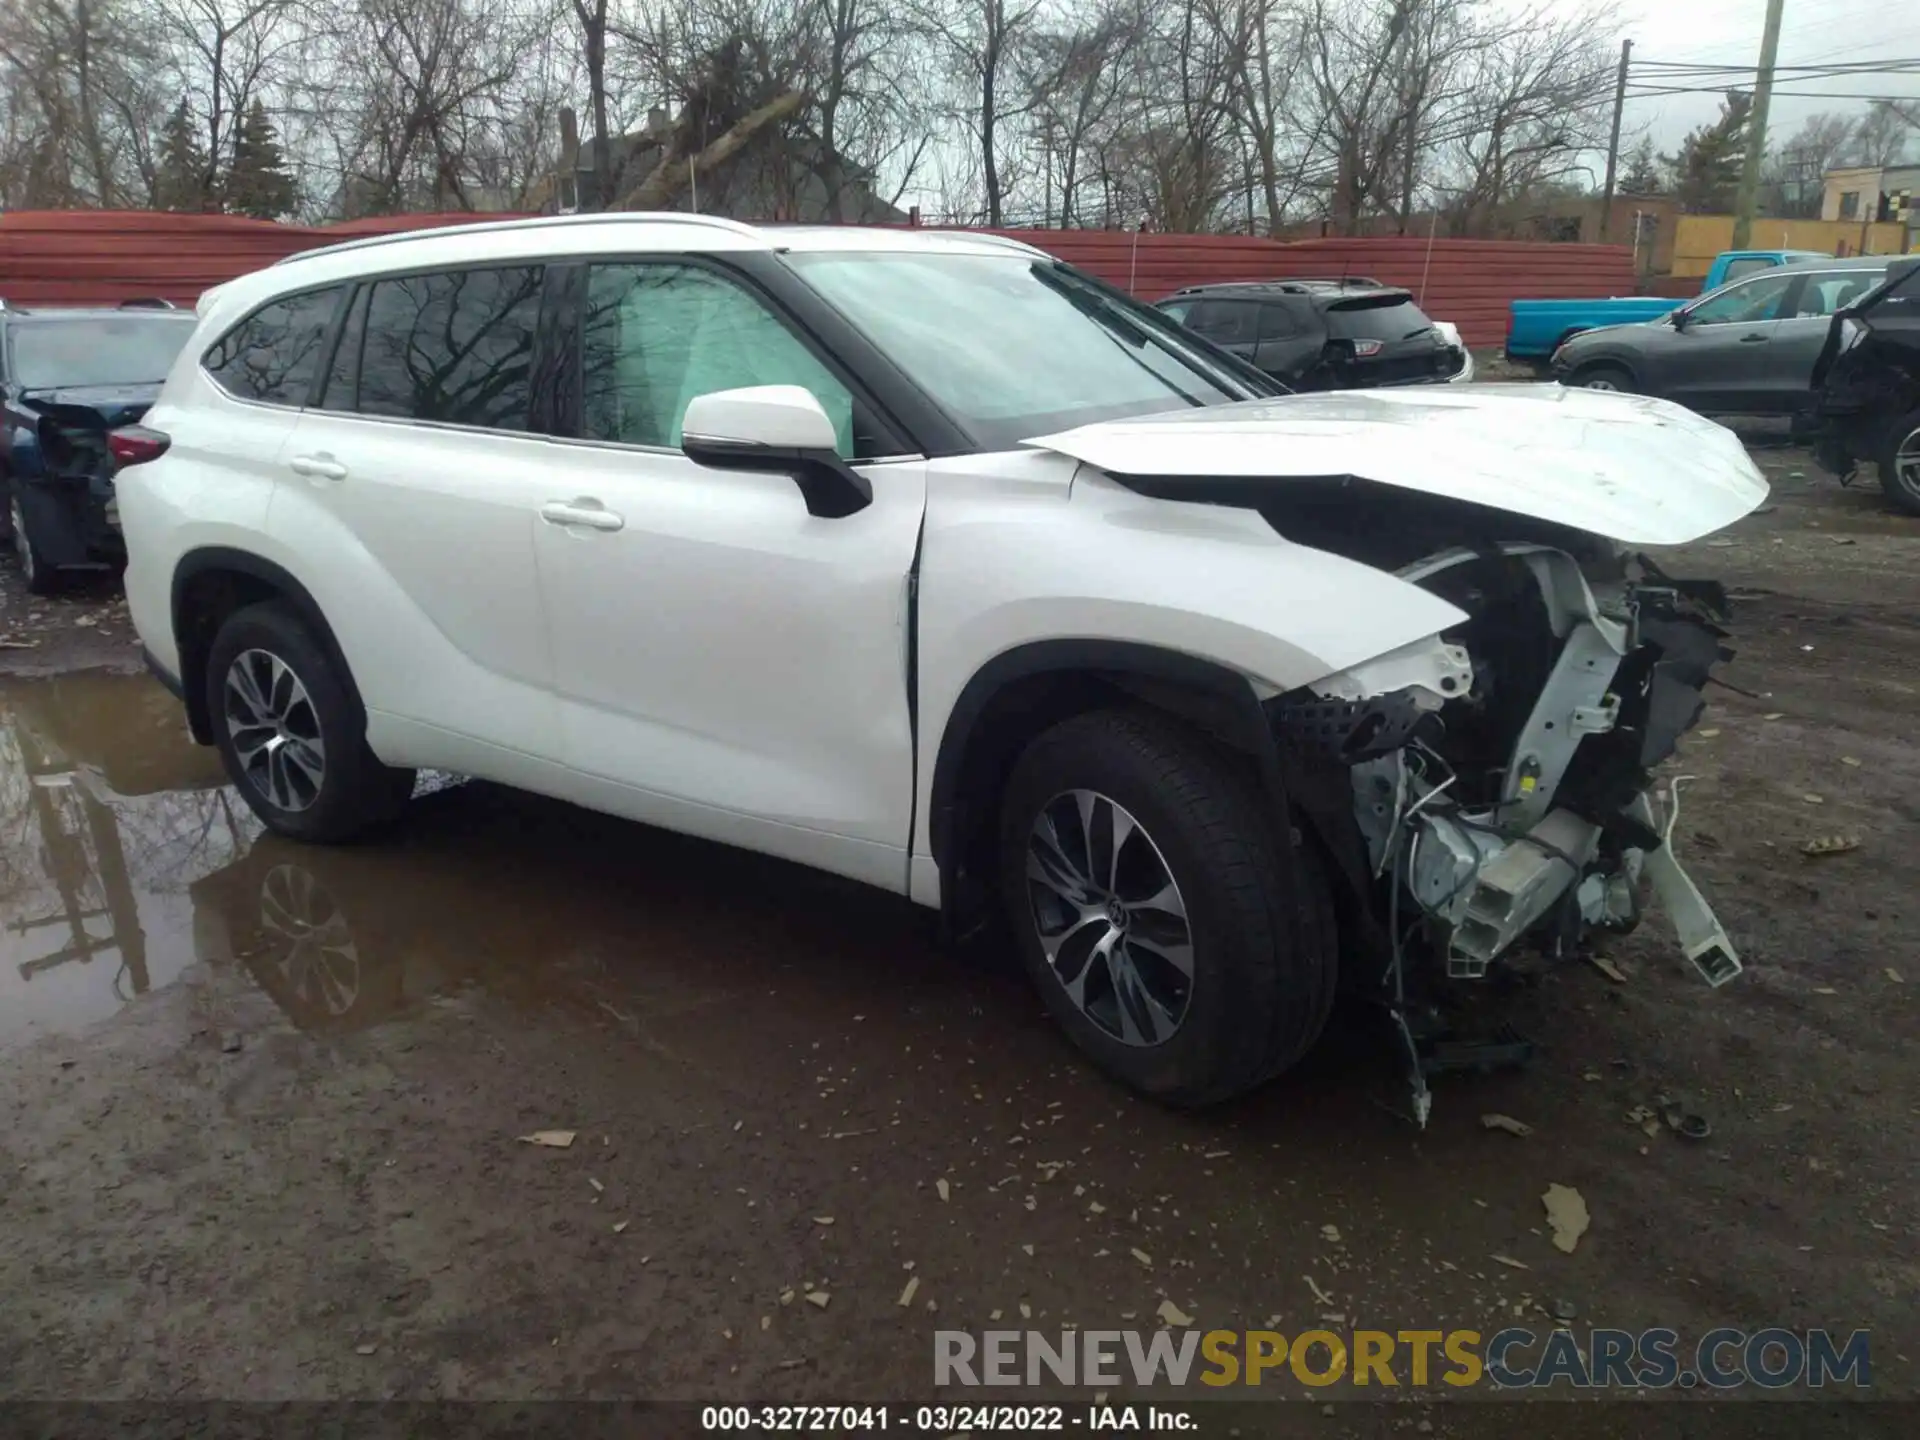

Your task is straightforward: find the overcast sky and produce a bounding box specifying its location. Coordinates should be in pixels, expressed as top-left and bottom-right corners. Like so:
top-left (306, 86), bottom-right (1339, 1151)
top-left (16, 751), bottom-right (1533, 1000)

top-left (1614, 0), bottom-right (1920, 155)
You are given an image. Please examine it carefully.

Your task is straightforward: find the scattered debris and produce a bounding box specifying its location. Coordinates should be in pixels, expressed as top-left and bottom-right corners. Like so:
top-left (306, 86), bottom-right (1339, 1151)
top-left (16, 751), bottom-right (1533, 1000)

top-left (761, 1315), bottom-right (772, 1331)
top-left (898, 1276), bottom-right (920, 1308)
top-left (355, 1344), bottom-right (377, 1356)
top-left (612, 1221), bottom-right (629, 1234)
top-left (1481, 1113), bottom-right (1533, 1138)
top-left (1550, 1298), bottom-right (1577, 1321)
top-left (517, 1130), bottom-right (576, 1149)
top-left (1840, 756), bottom-right (1862, 767)
top-left (1542, 1184), bottom-right (1590, 1254)
top-left (812, 1216), bottom-right (834, 1226)
top-left (1088, 1200), bottom-right (1106, 1215)
top-left (1320, 1224), bottom-right (1342, 1244)
top-left (1156, 1298), bottom-right (1194, 1327)
top-left (1763, 712), bottom-right (1786, 721)
top-left (1202, 1150), bottom-right (1230, 1160)
top-left (1812, 985), bottom-right (1838, 995)
top-left (936, 1179), bottom-right (950, 1202)
top-left (1589, 955), bottom-right (1629, 984)
top-left (1492, 1254), bottom-right (1531, 1271)
top-left (219, 1033), bottom-right (243, 1054)
top-left (804, 1291), bottom-right (830, 1309)
top-left (1130, 1248), bottom-right (1154, 1268)
top-left (587, 1177), bottom-right (604, 1193)
top-left (829, 1128), bottom-right (878, 1140)
top-left (1802, 793), bottom-right (1825, 804)
top-left (1888, 969), bottom-right (1905, 984)
top-left (1304, 1275), bottom-right (1334, 1305)
top-left (1801, 835), bottom-right (1860, 857)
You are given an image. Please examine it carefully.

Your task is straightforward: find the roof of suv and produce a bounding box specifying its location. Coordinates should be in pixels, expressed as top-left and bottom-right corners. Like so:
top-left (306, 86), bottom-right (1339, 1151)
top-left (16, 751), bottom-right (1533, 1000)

top-left (275, 213), bottom-right (1049, 273)
top-left (1162, 279), bottom-right (1412, 305)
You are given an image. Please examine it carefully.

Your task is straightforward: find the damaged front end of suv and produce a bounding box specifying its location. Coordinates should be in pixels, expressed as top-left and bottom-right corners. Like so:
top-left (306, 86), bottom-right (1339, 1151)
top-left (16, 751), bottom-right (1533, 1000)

top-left (1273, 539), bottom-right (1739, 1122)
top-left (1031, 384), bottom-right (1766, 1121)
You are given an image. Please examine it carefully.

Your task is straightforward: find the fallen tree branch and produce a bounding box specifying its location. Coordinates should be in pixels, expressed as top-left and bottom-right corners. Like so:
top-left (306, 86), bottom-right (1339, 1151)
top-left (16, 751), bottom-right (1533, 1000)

top-left (617, 91), bottom-right (807, 211)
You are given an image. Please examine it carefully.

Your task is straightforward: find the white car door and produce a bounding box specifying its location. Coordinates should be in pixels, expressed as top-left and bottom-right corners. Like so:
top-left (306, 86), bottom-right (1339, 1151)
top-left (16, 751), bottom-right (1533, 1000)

top-left (266, 265), bottom-right (562, 771)
top-left (532, 259), bottom-right (927, 892)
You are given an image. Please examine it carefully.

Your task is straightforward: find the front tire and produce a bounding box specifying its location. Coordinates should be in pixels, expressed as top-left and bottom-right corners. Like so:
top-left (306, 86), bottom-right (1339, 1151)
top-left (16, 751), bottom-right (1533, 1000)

top-left (1876, 410), bottom-right (1920, 516)
top-left (998, 708), bottom-right (1336, 1107)
top-left (1571, 362), bottom-right (1635, 394)
top-left (205, 601), bottom-right (414, 842)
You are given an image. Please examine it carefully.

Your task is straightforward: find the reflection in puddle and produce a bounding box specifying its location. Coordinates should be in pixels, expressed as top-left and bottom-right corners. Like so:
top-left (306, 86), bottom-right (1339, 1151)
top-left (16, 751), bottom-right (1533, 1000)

top-left (0, 674), bottom-right (248, 1050)
top-left (2, 672), bottom-right (933, 1055)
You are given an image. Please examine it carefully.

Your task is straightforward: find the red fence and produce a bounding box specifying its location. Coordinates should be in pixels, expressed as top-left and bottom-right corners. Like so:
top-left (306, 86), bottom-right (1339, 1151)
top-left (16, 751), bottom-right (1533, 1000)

top-left (2, 211), bottom-right (1635, 349)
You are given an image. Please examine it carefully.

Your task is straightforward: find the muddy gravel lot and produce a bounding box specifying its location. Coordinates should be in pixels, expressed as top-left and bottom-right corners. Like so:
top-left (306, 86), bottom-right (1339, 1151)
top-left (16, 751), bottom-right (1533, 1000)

top-left (0, 442), bottom-right (1914, 1437)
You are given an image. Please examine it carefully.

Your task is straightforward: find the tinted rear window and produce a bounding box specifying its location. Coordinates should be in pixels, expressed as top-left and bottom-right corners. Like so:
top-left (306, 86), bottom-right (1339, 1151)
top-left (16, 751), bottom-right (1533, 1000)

top-left (204, 288), bottom-right (344, 405)
top-left (1324, 297), bottom-right (1435, 343)
top-left (12, 315), bottom-right (198, 390)
top-left (354, 267), bottom-right (543, 429)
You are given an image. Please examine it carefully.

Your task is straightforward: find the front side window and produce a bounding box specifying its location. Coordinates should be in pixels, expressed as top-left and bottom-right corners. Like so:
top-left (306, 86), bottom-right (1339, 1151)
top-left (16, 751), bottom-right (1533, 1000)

top-left (203, 289), bottom-right (342, 405)
top-left (1686, 271), bottom-right (1795, 326)
top-left (12, 314), bottom-right (198, 391)
top-left (785, 252), bottom-right (1242, 447)
top-left (581, 263), bottom-right (858, 457)
top-left (355, 266), bottom-right (543, 429)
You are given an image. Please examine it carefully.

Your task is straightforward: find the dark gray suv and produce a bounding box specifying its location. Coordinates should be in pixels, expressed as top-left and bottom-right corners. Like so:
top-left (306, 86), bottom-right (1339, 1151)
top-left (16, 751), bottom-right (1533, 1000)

top-left (1551, 256), bottom-right (1891, 415)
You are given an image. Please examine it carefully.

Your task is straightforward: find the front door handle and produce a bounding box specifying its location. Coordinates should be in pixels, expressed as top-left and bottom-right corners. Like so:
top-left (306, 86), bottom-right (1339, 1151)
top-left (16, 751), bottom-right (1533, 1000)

top-left (540, 499), bottom-right (625, 532)
top-left (288, 453), bottom-right (348, 481)
top-left (1739, 333), bottom-right (1769, 343)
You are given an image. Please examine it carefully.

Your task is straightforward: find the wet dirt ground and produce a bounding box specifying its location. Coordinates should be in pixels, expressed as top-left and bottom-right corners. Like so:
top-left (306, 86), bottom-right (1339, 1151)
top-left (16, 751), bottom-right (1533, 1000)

top-left (0, 445), bottom-right (1914, 1435)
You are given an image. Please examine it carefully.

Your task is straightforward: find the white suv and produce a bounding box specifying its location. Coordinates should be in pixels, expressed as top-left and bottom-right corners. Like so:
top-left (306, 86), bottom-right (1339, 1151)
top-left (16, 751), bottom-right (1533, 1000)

top-left (116, 216), bottom-right (1766, 1110)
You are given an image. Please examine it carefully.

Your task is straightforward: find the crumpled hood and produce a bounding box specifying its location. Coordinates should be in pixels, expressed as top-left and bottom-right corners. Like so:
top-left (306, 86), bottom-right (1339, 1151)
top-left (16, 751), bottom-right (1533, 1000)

top-left (1026, 384), bottom-right (1768, 546)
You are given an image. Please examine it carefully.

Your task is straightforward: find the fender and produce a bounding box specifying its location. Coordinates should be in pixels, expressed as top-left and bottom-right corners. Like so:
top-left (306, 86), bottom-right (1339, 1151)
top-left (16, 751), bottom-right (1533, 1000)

top-left (927, 639), bottom-right (1289, 873)
top-left (170, 546), bottom-right (365, 741)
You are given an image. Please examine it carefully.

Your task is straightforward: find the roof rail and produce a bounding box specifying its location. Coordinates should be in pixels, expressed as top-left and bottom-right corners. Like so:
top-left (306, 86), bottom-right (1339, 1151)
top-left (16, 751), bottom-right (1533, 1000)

top-left (118, 297), bottom-right (179, 309)
top-left (273, 211), bottom-right (768, 268)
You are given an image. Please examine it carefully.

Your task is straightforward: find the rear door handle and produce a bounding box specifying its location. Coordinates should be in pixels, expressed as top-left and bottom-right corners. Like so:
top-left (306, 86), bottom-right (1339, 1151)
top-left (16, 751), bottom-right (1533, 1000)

top-left (288, 453), bottom-right (348, 481)
top-left (540, 499), bottom-right (624, 532)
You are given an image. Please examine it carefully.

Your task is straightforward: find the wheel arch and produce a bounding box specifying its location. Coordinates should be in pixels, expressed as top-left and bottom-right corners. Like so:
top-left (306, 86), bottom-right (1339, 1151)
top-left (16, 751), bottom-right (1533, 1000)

top-left (171, 547), bottom-right (363, 744)
top-left (926, 640), bottom-right (1294, 935)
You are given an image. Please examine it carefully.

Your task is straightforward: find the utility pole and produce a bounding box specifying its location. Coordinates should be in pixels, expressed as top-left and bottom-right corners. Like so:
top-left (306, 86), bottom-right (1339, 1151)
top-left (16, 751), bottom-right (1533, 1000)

top-left (1599, 38), bottom-right (1633, 241)
top-left (1731, 0), bottom-right (1786, 249)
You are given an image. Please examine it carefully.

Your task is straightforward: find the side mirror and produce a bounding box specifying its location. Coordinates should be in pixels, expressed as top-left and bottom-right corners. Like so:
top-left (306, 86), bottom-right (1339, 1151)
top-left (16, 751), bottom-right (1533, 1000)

top-left (680, 385), bottom-right (871, 519)
top-left (1670, 308), bottom-right (1692, 332)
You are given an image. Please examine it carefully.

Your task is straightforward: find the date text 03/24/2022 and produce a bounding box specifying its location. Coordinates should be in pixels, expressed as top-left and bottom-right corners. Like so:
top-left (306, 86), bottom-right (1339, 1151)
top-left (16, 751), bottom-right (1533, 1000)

top-left (702, 1405), bottom-right (1193, 1431)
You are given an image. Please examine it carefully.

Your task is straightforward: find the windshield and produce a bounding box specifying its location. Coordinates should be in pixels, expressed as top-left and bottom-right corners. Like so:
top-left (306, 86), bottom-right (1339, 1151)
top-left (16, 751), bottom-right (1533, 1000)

top-left (1325, 296), bottom-right (1434, 343)
top-left (784, 252), bottom-right (1257, 446)
top-left (9, 315), bottom-right (198, 390)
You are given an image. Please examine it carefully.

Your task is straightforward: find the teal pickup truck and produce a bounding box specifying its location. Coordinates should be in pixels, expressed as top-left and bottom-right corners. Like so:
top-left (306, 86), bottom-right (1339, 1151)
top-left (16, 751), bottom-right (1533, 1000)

top-left (1505, 249), bottom-right (1830, 364)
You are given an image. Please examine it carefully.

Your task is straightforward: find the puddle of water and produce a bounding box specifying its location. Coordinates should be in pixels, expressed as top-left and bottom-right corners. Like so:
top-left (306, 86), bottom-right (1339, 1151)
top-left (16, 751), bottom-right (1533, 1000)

top-left (1, 672), bottom-right (934, 1056)
top-left (0, 673), bottom-right (246, 1051)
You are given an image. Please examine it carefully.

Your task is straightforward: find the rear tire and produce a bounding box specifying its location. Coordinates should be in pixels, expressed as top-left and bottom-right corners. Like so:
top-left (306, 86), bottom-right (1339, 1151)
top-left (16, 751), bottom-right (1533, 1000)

top-left (1571, 362), bottom-right (1636, 395)
top-left (205, 601), bottom-right (414, 843)
top-left (998, 707), bottom-right (1336, 1107)
top-left (1876, 410), bottom-right (1920, 516)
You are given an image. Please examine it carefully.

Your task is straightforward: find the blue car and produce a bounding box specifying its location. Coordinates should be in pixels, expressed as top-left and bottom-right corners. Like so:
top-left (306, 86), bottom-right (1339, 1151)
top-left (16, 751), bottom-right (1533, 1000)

top-left (0, 301), bottom-right (198, 593)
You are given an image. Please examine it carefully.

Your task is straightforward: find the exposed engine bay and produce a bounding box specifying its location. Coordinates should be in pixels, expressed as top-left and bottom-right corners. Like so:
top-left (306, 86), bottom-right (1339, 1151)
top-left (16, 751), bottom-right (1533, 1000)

top-left (1270, 529), bottom-right (1740, 1124)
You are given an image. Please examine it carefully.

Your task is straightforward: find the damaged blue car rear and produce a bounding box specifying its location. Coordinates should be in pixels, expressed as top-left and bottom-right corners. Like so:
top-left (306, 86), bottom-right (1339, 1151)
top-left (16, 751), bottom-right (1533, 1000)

top-left (0, 302), bottom-right (198, 593)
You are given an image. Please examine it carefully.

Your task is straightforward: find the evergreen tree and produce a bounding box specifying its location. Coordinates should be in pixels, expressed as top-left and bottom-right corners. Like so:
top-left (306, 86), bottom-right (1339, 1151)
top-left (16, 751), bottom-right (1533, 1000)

top-left (154, 101), bottom-right (210, 211)
top-left (226, 99), bottom-right (297, 219)
top-left (1664, 91), bottom-right (1751, 213)
top-left (1619, 136), bottom-right (1664, 195)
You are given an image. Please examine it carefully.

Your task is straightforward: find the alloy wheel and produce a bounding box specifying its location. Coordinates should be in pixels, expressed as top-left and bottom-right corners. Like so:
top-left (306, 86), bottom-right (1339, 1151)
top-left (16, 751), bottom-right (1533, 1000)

top-left (1898, 425), bottom-right (1920, 498)
top-left (224, 648), bottom-right (327, 812)
top-left (1024, 789), bottom-right (1194, 1047)
top-left (1582, 375), bottom-right (1620, 391)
